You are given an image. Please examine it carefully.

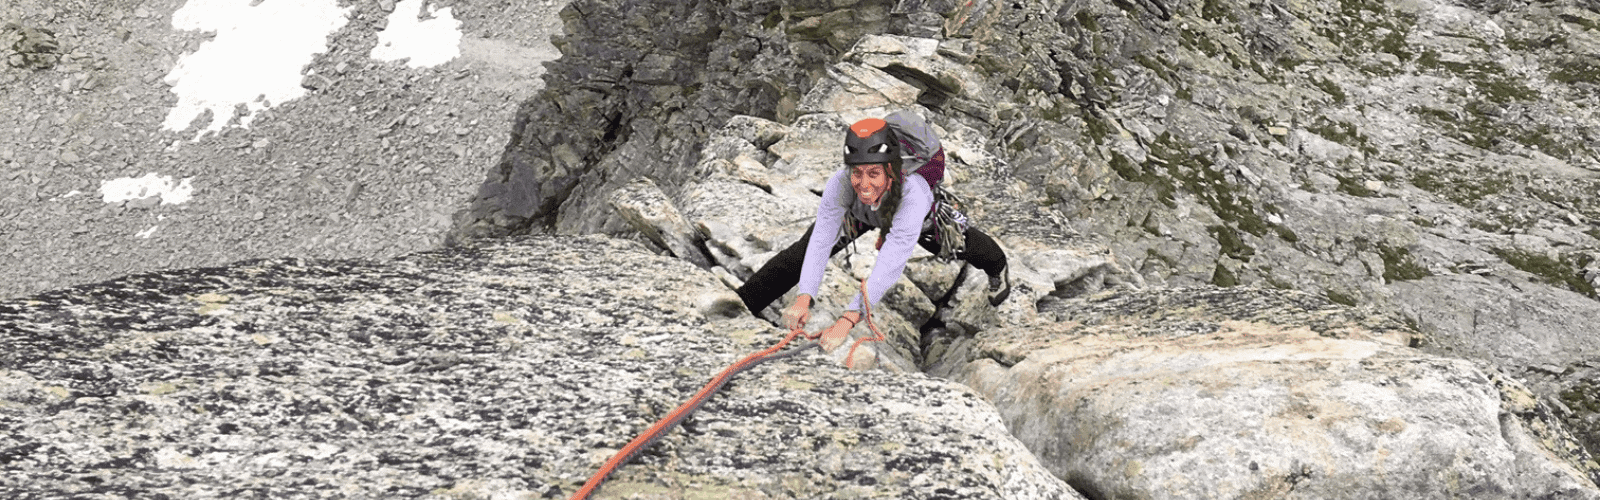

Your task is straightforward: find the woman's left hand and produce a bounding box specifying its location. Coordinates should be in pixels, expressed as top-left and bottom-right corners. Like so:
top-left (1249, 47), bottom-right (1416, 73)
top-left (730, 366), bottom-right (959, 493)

top-left (819, 317), bottom-right (854, 351)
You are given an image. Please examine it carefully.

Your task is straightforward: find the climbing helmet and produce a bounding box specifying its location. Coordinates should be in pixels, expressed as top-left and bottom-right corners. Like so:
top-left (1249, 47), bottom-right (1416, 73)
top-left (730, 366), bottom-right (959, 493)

top-left (844, 118), bottom-right (899, 166)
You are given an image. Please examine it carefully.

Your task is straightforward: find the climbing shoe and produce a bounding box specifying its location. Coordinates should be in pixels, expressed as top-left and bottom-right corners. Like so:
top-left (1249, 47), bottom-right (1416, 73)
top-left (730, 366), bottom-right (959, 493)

top-left (987, 265), bottom-right (1011, 306)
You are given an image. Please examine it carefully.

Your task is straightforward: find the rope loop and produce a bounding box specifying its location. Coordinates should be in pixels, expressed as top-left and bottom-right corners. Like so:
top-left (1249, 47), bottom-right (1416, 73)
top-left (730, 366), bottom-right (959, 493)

top-left (843, 278), bottom-right (886, 369)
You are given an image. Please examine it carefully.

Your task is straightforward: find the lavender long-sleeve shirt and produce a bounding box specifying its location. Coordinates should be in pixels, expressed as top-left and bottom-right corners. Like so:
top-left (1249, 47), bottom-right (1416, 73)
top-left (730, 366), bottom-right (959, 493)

top-left (797, 168), bottom-right (933, 311)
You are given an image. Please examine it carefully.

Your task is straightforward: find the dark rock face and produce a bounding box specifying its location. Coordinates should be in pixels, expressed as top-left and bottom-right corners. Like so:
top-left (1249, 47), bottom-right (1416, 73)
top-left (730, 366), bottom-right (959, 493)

top-left (0, 235), bottom-right (1077, 498)
top-left (447, 0), bottom-right (900, 241)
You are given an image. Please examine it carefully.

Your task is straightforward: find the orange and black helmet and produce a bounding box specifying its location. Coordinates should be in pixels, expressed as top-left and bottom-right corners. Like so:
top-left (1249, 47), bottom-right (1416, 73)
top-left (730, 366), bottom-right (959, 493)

top-left (844, 118), bottom-right (899, 165)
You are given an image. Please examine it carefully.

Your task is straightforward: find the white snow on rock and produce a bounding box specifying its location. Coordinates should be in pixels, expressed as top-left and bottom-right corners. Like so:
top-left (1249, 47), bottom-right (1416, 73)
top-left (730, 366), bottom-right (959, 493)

top-left (101, 174), bottom-right (195, 205)
top-left (370, 0), bottom-right (462, 68)
top-left (161, 0), bottom-right (352, 137)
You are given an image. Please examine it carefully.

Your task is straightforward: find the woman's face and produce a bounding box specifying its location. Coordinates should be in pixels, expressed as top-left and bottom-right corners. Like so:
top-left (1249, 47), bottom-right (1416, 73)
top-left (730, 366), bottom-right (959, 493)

top-left (850, 163), bottom-right (891, 206)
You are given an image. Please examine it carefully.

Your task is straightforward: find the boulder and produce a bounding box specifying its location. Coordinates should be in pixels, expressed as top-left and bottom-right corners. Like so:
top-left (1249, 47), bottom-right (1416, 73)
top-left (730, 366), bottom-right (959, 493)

top-left (609, 176), bottom-right (713, 269)
top-left (712, 115), bottom-right (790, 152)
top-left (933, 287), bottom-right (1600, 499)
top-left (679, 176), bottom-right (815, 275)
top-left (902, 252), bottom-right (967, 304)
top-left (1392, 273), bottom-right (1600, 373)
top-left (0, 235), bottom-right (1082, 499)
top-left (846, 34), bottom-right (1000, 104)
top-left (767, 113), bottom-right (857, 188)
top-left (798, 62), bottom-right (923, 115)
top-left (5, 24), bottom-right (60, 70)
top-left (932, 237), bottom-right (1134, 342)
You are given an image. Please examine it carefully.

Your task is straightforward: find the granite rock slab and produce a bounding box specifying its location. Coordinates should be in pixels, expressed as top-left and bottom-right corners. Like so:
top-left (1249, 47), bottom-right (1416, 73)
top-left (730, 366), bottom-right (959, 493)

top-left (0, 235), bottom-right (1078, 499)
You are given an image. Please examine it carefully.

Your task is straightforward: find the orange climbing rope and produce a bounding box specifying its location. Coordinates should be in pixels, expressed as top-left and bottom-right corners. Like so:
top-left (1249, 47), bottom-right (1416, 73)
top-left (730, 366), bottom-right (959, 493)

top-left (568, 280), bottom-right (885, 500)
top-left (843, 279), bottom-right (887, 369)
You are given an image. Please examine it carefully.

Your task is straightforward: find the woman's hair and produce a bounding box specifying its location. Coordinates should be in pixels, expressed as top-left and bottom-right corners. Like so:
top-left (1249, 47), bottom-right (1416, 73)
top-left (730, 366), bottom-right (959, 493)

top-left (854, 155), bottom-right (906, 236)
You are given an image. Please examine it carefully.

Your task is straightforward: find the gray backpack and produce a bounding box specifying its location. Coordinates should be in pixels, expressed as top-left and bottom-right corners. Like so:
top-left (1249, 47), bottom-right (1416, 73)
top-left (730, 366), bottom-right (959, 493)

top-left (883, 111), bottom-right (945, 188)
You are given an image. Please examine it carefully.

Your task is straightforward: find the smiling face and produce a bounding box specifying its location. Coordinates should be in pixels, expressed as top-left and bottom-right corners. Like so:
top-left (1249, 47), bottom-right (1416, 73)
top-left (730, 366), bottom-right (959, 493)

top-left (850, 163), bottom-right (892, 207)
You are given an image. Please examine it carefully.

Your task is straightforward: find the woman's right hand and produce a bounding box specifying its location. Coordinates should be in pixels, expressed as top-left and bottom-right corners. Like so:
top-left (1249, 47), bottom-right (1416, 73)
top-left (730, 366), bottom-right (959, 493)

top-left (782, 294), bottom-right (813, 330)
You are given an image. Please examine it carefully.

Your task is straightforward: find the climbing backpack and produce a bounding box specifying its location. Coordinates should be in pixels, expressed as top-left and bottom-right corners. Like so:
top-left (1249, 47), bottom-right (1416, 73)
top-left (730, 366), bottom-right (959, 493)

top-left (884, 111), bottom-right (945, 187)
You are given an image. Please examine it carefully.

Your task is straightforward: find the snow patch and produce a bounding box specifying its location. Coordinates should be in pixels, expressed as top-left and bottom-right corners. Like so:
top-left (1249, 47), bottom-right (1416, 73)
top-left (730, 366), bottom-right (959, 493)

top-left (101, 174), bottom-right (195, 205)
top-left (370, 0), bottom-right (463, 68)
top-left (161, 0), bottom-right (352, 138)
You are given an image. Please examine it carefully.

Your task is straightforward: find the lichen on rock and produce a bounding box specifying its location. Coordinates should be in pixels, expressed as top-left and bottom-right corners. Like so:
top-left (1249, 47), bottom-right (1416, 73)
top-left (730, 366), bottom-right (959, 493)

top-left (0, 234), bottom-right (1079, 499)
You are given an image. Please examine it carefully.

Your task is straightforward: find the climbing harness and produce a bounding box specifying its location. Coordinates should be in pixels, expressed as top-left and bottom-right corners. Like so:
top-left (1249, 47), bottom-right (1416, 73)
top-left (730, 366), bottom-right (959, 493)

top-left (837, 186), bottom-right (969, 268)
top-left (926, 186), bottom-right (969, 261)
top-left (568, 280), bottom-right (887, 500)
top-left (837, 218), bottom-right (871, 272)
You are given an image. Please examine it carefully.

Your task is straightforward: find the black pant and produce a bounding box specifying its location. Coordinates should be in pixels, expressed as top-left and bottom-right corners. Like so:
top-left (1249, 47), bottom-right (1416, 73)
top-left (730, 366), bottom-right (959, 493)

top-left (735, 221), bottom-right (1007, 314)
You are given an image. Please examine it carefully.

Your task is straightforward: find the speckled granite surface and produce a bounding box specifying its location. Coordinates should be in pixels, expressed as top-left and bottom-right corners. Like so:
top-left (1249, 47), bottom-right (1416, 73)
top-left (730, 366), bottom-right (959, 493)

top-left (933, 286), bottom-right (1600, 499)
top-left (0, 235), bottom-right (1077, 499)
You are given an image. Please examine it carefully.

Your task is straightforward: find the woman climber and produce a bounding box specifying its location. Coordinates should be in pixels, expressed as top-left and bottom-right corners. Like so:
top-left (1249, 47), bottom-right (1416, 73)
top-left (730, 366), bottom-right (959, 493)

top-left (735, 113), bottom-right (1011, 350)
